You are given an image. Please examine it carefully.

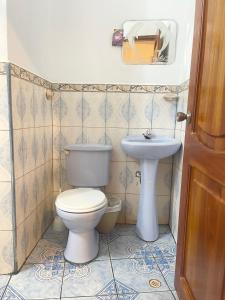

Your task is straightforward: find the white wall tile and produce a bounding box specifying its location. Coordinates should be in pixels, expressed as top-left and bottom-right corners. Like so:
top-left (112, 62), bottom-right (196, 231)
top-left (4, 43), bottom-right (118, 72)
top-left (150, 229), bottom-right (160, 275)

top-left (23, 170), bottom-right (37, 218)
top-left (53, 159), bottom-right (60, 192)
top-left (61, 92), bottom-right (82, 127)
top-left (156, 163), bottom-right (173, 196)
top-left (33, 85), bottom-right (45, 127)
top-left (152, 94), bottom-right (176, 129)
top-left (11, 76), bottom-right (23, 129)
top-left (0, 230), bottom-right (14, 273)
top-left (60, 126), bottom-right (83, 150)
top-left (16, 222), bottom-right (26, 269)
top-left (52, 126), bottom-right (61, 160)
top-left (157, 195), bottom-right (170, 224)
top-left (126, 161), bottom-right (141, 194)
top-left (125, 194), bottom-right (139, 224)
top-left (0, 130), bottom-right (12, 181)
top-left (23, 128), bottom-right (35, 174)
top-left (20, 80), bottom-right (34, 128)
top-left (0, 182), bottom-right (13, 230)
top-left (129, 93), bottom-right (153, 129)
top-left (106, 127), bottom-right (128, 162)
top-left (13, 129), bottom-right (24, 179)
top-left (83, 92), bottom-right (106, 127)
top-left (105, 162), bottom-right (127, 194)
top-left (15, 176), bottom-right (25, 226)
top-left (83, 127), bottom-right (106, 144)
top-left (106, 93), bottom-right (129, 128)
top-left (0, 75), bottom-right (10, 130)
top-left (52, 92), bottom-right (61, 126)
top-left (34, 127), bottom-right (45, 167)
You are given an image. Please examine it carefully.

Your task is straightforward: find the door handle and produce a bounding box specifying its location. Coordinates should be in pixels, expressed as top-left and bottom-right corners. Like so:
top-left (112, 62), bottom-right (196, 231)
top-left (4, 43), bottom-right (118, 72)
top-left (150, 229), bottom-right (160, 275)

top-left (176, 112), bottom-right (191, 123)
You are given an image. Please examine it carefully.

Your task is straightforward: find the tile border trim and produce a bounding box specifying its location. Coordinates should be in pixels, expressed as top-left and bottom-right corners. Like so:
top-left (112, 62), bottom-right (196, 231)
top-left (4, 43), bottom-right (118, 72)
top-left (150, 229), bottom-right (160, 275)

top-left (10, 63), bottom-right (52, 89)
top-left (2, 62), bottom-right (189, 93)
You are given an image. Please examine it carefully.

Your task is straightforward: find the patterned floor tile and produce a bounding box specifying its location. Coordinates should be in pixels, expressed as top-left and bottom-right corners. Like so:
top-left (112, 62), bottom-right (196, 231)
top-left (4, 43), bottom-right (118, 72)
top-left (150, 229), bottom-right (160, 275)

top-left (26, 239), bottom-right (64, 264)
top-left (45, 216), bottom-right (67, 235)
top-left (6, 263), bottom-right (64, 299)
top-left (43, 231), bottom-right (68, 248)
top-left (61, 297), bottom-right (118, 300)
top-left (159, 225), bottom-right (171, 234)
top-left (156, 256), bottom-right (176, 290)
top-left (111, 258), bottom-right (169, 294)
top-left (43, 217), bottom-right (68, 247)
top-left (148, 233), bottom-right (176, 258)
top-left (109, 235), bottom-right (150, 259)
top-left (97, 237), bottom-right (110, 260)
top-left (112, 225), bottom-right (170, 237)
top-left (61, 260), bottom-right (115, 298)
top-left (100, 232), bottom-right (120, 244)
top-left (118, 291), bottom-right (175, 300)
top-left (5, 221), bottom-right (177, 300)
top-left (113, 224), bottom-right (136, 236)
top-left (0, 275), bottom-right (10, 298)
top-left (117, 294), bottom-right (137, 300)
top-left (2, 286), bottom-right (26, 300)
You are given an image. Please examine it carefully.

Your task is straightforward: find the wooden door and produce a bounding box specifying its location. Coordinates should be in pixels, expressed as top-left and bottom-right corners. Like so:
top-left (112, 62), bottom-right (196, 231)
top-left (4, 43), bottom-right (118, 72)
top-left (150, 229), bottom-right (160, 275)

top-left (175, 0), bottom-right (225, 299)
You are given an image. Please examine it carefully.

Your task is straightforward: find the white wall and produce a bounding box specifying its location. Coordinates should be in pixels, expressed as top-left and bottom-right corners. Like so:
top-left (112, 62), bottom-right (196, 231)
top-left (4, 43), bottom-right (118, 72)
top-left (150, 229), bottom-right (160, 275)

top-left (7, 0), bottom-right (52, 79)
top-left (0, 0), bottom-right (8, 62)
top-left (6, 0), bottom-right (196, 84)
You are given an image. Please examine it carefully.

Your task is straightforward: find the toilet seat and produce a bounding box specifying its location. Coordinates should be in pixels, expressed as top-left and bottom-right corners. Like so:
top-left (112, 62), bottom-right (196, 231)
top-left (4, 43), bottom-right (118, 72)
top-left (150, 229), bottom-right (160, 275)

top-left (55, 188), bottom-right (107, 213)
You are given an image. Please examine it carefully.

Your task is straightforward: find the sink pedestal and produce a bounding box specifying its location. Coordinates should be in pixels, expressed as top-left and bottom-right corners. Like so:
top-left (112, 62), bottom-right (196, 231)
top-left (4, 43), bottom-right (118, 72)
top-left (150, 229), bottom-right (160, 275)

top-left (136, 159), bottom-right (159, 241)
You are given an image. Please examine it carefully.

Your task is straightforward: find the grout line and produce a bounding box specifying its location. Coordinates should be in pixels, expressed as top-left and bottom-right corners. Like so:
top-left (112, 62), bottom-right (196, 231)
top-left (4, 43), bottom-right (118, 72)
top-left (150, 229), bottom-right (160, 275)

top-left (81, 91), bottom-right (84, 143)
top-left (108, 241), bottom-right (119, 295)
top-left (124, 91), bottom-right (132, 224)
top-left (150, 93), bottom-right (154, 130)
top-left (13, 125), bottom-right (53, 130)
top-left (14, 159), bottom-right (53, 181)
top-left (53, 125), bottom-right (175, 130)
top-left (6, 62), bottom-right (18, 272)
top-left (154, 255), bottom-right (176, 293)
top-left (59, 260), bottom-right (66, 299)
top-left (152, 257), bottom-right (171, 292)
top-left (171, 290), bottom-right (178, 300)
top-left (1, 275), bottom-right (11, 299)
top-left (109, 254), bottom-right (176, 261)
top-left (104, 92), bottom-right (107, 144)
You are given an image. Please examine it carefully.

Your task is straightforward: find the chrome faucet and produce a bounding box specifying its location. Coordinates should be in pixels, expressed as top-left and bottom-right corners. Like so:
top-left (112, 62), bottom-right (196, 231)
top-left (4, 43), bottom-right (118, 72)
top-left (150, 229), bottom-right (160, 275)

top-left (143, 129), bottom-right (152, 139)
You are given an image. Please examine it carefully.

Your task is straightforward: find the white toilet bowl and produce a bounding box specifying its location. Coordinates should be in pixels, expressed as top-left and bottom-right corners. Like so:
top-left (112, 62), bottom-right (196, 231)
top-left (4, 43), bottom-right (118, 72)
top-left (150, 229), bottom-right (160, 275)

top-left (55, 188), bottom-right (107, 263)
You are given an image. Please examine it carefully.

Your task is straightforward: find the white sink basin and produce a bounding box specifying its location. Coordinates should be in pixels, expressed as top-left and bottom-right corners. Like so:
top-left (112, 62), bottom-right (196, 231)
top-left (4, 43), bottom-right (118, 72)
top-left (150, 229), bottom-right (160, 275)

top-left (121, 135), bottom-right (181, 242)
top-left (121, 135), bottom-right (181, 160)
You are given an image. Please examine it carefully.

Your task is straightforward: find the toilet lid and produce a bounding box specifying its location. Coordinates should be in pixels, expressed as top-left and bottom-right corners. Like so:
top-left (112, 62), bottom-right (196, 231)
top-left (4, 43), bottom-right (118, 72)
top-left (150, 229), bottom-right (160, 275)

top-left (55, 188), bottom-right (107, 213)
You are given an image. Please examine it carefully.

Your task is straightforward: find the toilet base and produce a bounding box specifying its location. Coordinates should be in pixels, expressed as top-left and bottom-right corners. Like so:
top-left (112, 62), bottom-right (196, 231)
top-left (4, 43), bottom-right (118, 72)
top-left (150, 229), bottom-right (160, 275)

top-left (64, 229), bottom-right (99, 264)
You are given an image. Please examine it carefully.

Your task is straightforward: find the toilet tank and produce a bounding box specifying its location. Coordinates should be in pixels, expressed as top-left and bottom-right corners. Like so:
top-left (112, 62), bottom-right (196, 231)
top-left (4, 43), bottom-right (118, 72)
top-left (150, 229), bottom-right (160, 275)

top-left (64, 144), bottom-right (112, 187)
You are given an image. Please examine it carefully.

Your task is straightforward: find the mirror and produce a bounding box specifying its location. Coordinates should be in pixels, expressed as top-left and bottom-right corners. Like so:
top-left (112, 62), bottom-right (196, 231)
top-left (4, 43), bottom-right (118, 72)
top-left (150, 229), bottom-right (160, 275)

top-left (122, 20), bottom-right (177, 65)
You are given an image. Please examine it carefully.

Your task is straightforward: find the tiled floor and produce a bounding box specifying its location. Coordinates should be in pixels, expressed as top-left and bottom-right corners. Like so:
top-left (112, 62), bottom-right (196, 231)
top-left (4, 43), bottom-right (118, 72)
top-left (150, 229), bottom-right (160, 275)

top-left (0, 218), bottom-right (178, 300)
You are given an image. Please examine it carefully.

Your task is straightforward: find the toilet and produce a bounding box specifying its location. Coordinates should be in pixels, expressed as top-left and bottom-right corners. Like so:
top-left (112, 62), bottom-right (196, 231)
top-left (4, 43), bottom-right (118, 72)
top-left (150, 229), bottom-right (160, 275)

top-left (55, 144), bottom-right (112, 264)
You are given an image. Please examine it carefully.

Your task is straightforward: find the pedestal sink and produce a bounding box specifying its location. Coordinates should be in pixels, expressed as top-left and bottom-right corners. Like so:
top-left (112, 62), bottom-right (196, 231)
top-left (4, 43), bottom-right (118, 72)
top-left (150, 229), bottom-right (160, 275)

top-left (121, 135), bottom-right (181, 241)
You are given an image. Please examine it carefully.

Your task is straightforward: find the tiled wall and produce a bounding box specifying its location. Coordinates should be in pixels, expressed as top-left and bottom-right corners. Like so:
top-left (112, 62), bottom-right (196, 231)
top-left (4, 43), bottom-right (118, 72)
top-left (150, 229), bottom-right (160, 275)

top-left (52, 87), bottom-right (179, 225)
top-left (11, 67), bottom-right (54, 270)
top-left (0, 63), bottom-right (15, 274)
top-left (0, 63), bottom-right (55, 274)
top-left (170, 88), bottom-right (188, 241)
top-left (0, 62), bottom-right (189, 273)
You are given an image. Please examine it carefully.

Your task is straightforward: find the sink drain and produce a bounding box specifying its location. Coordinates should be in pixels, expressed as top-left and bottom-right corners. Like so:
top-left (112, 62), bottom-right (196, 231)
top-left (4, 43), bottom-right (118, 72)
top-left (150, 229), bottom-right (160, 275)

top-left (149, 279), bottom-right (161, 288)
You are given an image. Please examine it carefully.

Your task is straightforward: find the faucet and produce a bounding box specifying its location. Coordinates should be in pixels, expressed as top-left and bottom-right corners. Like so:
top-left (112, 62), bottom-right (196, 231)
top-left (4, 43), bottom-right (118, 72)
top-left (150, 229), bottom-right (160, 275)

top-left (143, 128), bottom-right (152, 139)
